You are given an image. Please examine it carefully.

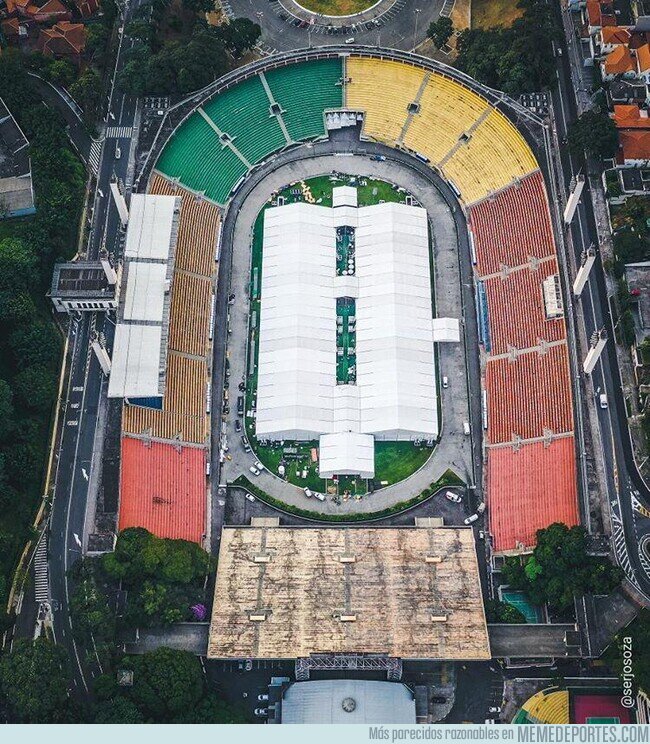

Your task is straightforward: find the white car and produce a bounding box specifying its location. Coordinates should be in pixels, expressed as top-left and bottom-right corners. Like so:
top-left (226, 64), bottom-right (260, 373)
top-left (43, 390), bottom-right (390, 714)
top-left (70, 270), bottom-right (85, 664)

top-left (345, 37), bottom-right (355, 44)
top-left (488, 706), bottom-right (501, 714)
top-left (464, 513), bottom-right (479, 525)
top-left (258, 694), bottom-right (269, 702)
top-left (254, 708), bottom-right (268, 716)
top-left (245, 493), bottom-right (255, 502)
top-left (303, 487), bottom-right (313, 498)
top-left (249, 466), bottom-right (260, 476)
top-left (445, 490), bottom-right (462, 503)
top-left (254, 460), bottom-right (263, 471)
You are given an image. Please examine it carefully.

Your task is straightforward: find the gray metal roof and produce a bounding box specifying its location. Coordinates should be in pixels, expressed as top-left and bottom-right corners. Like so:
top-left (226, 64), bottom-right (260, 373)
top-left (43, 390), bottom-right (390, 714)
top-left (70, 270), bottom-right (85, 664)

top-left (281, 681), bottom-right (415, 724)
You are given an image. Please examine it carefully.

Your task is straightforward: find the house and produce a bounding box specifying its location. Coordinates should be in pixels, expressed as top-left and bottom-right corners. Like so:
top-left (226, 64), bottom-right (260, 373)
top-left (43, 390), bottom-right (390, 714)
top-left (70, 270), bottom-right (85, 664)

top-left (613, 102), bottom-right (650, 125)
top-left (602, 44), bottom-right (637, 77)
top-left (609, 78), bottom-right (648, 103)
top-left (618, 129), bottom-right (650, 164)
top-left (38, 20), bottom-right (86, 63)
top-left (4, 0), bottom-right (71, 22)
top-left (71, 0), bottom-right (100, 17)
top-left (598, 24), bottom-right (632, 53)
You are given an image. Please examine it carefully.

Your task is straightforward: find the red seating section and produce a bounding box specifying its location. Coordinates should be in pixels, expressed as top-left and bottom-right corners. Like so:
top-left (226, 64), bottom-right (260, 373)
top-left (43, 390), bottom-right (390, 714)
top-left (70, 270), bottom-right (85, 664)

top-left (470, 171), bottom-right (579, 552)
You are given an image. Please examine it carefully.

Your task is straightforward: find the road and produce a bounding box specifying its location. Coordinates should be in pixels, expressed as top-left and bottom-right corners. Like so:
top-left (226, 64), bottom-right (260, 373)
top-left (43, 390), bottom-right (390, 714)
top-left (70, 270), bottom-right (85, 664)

top-left (553, 5), bottom-right (650, 603)
top-left (40, 1), bottom-right (142, 697)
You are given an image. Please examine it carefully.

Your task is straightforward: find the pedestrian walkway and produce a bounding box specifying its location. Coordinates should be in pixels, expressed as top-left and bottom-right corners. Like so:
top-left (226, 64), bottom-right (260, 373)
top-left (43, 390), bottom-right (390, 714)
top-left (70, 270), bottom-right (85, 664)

top-left (34, 532), bottom-right (50, 604)
top-left (89, 140), bottom-right (102, 176)
top-left (105, 126), bottom-right (133, 138)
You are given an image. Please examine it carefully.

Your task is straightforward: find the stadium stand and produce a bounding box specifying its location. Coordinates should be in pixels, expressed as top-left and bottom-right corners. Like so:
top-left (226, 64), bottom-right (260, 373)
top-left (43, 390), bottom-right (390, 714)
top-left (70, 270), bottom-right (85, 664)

top-left (149, 174), bottom-right (220, 277)
top-left (122, 354), bottom-right (209, 444)
top-left (402, 73), bottom-right (489, 166)
top-left (264, 58), bottom-right (343, 142)
top-left (443, 110), bottom-right (538, 204)
top-left (482, 259), bottom-right (566, 355)
top-left (156, 113), bottom-right (248, 205)
top-left (513, 690), bottom-right (570, 725)
top-left (485, 345), bottom-right (574, 445)
top-left (487, 438), bottom-right (579, 552)
top-left (468, 171), bottom-right (555, 276)
top-left (201, 76), bottom-right (287, 164)
top-left (168, 272), bottom-right (213, 358)
top-left (346, 57), bottom-right (425, 143)
top-left (118, 438), bottom-right (206, 543)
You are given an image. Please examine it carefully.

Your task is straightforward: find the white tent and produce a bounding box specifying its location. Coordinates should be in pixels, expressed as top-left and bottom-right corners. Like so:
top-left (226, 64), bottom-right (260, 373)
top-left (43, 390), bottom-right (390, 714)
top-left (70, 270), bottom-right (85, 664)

top-left (319, 432), bottom-right (375, 478)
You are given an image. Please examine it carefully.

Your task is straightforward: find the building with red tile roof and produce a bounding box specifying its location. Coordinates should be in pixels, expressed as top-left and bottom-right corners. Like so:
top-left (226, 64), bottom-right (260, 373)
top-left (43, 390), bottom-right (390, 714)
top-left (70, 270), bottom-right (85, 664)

top-left (602, 45), bottom-right (636, 77)
top-left (119, 438), bottom-right (207, 544)
top-left (38, 20), bottom-right (86, 61)
top-left (71, 0), bottom-right (100, 17)
top-left (585, 0), bottom-right (616, 32)
top-left (613, 103), bottom-right (650, 128)
top-left (618, 129), bottom-right (650, 163)
top-left (601, 26), bottom-right (631, 46)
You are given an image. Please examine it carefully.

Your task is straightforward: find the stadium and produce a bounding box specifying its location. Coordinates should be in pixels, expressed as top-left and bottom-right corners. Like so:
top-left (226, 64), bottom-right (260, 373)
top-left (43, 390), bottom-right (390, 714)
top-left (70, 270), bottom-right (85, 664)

top-left (110, 46), bottom-right (581, 616)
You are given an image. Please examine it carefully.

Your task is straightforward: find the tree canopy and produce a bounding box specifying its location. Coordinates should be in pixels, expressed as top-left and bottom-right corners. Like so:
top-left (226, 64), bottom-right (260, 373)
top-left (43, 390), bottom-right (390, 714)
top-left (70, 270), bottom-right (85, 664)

top-left (427, 17), bottom-right (453, 49)
top-left (568, 108), bottom-right (619, 159)
top-left (502, 523), bottom-right (623, 614)
top-left (485, 598), bottom-right (527, 624)
top-left (455, 0), bottom-right (558, 96)
top-left (0, 639), bottom-right (71, 722)
top-left (608, 609), bottom-right (650, 694)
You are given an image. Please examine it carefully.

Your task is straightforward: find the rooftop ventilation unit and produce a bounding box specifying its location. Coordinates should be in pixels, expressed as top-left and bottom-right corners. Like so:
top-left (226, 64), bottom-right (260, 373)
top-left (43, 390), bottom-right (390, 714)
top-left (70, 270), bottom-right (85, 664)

top-left (430, 614), bottom-right (448, 623)
top-left (338, 554), bottom-right (356, 563)
top-left (425, 555), bottom-right (442, 564)
top-left (253, 554), bottom-right (271, 563)
top-left (249, 612), bottom-right (267, 622)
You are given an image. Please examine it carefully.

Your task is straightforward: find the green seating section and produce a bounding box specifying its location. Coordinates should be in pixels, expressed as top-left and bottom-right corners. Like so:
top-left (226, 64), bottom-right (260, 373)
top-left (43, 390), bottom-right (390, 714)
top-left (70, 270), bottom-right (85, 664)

top-left (202, 76), bottom-right (287, 164)
top-left (156, 58), bottom-right (344, 204)
top-left (265, 59), bottom-right (343, 142)
top-left (156, 114), bottom-right (248, 205)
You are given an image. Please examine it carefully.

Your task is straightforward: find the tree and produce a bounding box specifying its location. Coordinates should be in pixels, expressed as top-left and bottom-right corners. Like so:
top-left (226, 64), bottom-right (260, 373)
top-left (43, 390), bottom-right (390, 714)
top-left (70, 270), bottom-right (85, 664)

top-left (94, 697), bottom-right (144, 723)
top-left (10, 321), bottom-right (61, 371)
top-left (0, 238), bottom-right (38, 295)
top-left (568, 108), bottom-right (619, 159)
top-left (47, 59), bottom-right (76, 88)
top-left (121, 647), bottom-right (204, 721)
top-left (427, 16), bottom-right (453, 49)
top-left (502, 523), bottom-right (623, 613)
top-left (0, 639), bottom-right (71, 722)
top-left (173, 693), bottom-right (248, 723)
top-left (13, 364), bottom-right (57, 412)
top-left (213, 18), bottom-right (261, 57)
top-left (182, 0), bottom-right (214, 12)
top-left (0, 380), bottom-right (14, 441)
top-left (69, 67), bottom-right (103, 125)
top-left (485, 599), bottom-right (527, 624)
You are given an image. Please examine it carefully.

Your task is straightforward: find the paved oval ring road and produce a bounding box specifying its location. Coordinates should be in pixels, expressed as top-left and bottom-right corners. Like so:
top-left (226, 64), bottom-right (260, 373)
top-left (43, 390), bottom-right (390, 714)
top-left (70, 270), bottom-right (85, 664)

top-left (278, 0), bottom-right (393, 25)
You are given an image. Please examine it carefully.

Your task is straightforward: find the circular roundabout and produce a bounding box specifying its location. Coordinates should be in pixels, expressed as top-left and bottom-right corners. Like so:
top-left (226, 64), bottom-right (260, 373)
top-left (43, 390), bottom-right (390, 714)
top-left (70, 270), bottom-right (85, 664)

top-left (136, 48), bottom-right (562, 533)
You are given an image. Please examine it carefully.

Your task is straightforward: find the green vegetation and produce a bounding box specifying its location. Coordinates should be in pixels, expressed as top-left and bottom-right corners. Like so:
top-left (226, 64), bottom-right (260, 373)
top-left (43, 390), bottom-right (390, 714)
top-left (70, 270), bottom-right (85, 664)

top-left (120, 11), bottom-right (260, 96)
top-left (568, 108), bottom-right (619, 160)
top-left (0, 51), bottom-right (85, 618)
top-left (485, 599), bottom-right (527, 624)
top-left (0, 638), bottom-right (76, 722)
top-left (502, 523), bottom-right (623, 616)
top-left (244, 174), bottom-right (435, 495)
top-left (93, 648), bottom-right (247, 723)
top-left (607, 609), bottom-right (650, 694)
top-left (294, 0), bottom-right (374, 15)
top-left (232, 468), bottom-right (464, 521)
top-left (427, 16), bottom-right (454, 49)
top-left (455, 0), bottom-right (558, 96)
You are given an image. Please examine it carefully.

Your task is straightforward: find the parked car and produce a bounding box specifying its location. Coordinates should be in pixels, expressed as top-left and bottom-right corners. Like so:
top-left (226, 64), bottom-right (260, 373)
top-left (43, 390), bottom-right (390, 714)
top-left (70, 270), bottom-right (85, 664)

top-left (254, 460), bottom-right (263, 470)
top-left (477, 502), bottom-right (486, 514)
top-left (478, 530), bottom-right (485, 540)
top-left (488, 707), bottom-right (501, 714)
top-left (241, 436), bottom-right (251, 452)
top-left (245, 493), bottom-right (255, 503)
top-left (442, 376), bottom-right (449, 389)
top-left (254, 708), bottom-right (268, 717)
top-left (313, 491), bottom-right (326, 501)
top-left (599, 393), bottom-right (608, 409)
top-left (234, 419), bottom-right (242, 433)
top-left (258, 694), bottom-right (269, 702)
top-left (464, 513), bottom-right (479, 525)
top-left (237, 395), bottom-right (244, 415)
top-left (370, 155), bottom-right (386, 162)
top-left (431, 696), bottom-right (447, 705)
top-left (249, 466), bottom-right (260, 476)
top-left (444, 490), bottom-right (462, 503)
top-left (345, 37), bottom-right (355, 44)
top-left (303, 487), bottom-right (313, 498)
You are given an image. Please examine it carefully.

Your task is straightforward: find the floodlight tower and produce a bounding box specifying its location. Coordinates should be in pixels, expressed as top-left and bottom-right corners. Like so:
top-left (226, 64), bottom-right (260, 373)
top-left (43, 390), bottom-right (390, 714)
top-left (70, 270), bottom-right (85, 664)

top-left (583, 329), bottom-right (608, 375)
top-left (573, 245), bottom-right (597, 296)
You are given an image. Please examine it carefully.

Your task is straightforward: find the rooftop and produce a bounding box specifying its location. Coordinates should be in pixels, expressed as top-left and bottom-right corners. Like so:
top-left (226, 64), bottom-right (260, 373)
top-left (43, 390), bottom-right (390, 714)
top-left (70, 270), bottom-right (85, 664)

top-left (208, 525), bottom-right (490, 661)
top-left (50, 261), bottom-right (114, 298)
top-left (0, 97), bottom-right (34, 218)
top-left (604, 45), bottom-right (635, 74)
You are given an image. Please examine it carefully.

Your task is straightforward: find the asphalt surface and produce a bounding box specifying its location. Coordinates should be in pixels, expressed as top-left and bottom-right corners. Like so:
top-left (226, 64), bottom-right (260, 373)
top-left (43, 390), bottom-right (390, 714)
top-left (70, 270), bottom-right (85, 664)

top-left (552, 4), bottom-right (650, 604)
top-left (225, 0), bottom-right (445, 53)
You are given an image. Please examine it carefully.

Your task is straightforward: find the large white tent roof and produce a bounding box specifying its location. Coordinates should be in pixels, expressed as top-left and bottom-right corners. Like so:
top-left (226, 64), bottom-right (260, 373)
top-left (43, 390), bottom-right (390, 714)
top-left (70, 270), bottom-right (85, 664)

top-left (255, 192), bottom-right (440, 475)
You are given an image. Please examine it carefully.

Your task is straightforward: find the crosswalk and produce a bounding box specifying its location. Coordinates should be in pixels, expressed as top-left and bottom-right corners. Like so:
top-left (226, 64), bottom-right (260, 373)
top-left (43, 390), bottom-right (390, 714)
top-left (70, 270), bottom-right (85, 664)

top-left (105, 126), bottom-right (133, 139)
top-left (34, 532), bottom-right (50, 604)
top-left (88, 139), bottom-right (102, 176)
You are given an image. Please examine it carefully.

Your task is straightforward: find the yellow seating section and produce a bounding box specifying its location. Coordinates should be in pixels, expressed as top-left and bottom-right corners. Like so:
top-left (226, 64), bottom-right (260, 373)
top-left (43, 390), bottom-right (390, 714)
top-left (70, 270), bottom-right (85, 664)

top-left (168, 271), bottom-right (213, 358)
top-left (402, 73), bottom-right (489, 165)
top-left (442, 109), bottom-right (538, 204)
top-left (122, 354), bottom-right (209, 444)
top-left (346, 57), bottom-right (426, 143)
top-left (522, 690), bottom-right (570, 725)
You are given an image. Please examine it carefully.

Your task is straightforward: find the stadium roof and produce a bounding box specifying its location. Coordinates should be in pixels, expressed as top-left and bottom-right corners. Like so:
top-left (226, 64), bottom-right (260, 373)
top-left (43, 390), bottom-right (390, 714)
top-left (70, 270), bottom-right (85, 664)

top-left (280, 681), bottom-right (415, 724)
top-left (108, 194), bottom-right (179, 399)
top-left (255, 194), bottom-right (438, 473)
top-left (208, 525), bottom-right (490, 660)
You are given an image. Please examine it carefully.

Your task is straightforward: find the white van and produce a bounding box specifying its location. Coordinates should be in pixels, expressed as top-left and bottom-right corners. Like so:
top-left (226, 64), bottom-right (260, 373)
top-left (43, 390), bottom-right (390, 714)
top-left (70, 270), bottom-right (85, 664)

top-left (599, 393), bottom-right (608, 409)
top-left (463, 421), bottom-right (470, 435)
top-left (442, 376), bottom-right (449, 389)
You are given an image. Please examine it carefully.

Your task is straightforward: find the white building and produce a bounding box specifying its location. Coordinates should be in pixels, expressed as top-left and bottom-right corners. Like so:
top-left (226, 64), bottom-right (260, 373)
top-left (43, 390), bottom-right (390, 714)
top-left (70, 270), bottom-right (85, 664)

top-left (255, 188), bottom-right (440, 478)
